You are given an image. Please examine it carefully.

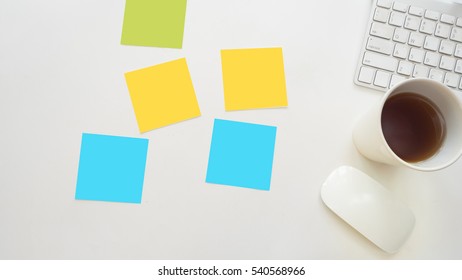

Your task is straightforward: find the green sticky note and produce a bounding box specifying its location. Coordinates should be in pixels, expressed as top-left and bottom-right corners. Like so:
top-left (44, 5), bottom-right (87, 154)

top-left (121, 0), bottom-right (187, 49)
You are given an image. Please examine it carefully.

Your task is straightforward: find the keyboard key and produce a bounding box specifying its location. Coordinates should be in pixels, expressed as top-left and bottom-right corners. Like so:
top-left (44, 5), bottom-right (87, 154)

top-left (450, 27), bottom-right (462, 42)
top-left (429, 69), bottom-right (444, 82)
top-left (409, 48), bottom-right (425, 63)
top-left (409, 6), bottom-right (424, 17)
top-left (397, 60), bottom-right (414, 75)
top-left (413, 64), bottom-right (430, 77)
top-left (389, 11), bottom-right (406, 27)
top-left (366, 36), bottom-right (394, 55)
top-left (377, 0), bottom-right (392, 9)
top-left (435, 23), bottom-right (452, 39)
top-left (358, 66), bottom-right (375, 84)
top-left (457, 18), bottom-right (462, 27)
top-left (440, 56), bottom-right (456, 71)
top-left (423, 36), bottom-right (440, 51)
top-left (441, 14), bottom-right (455, 25)
top-left (390, 74), bottom-right (406, 88)
top-left (393, 2), bottom-right (408, 13)
top-left (393, 28), bottom-right (410, 43)
top-left (374, 71), bottom-right (391, 87)
top-left (363, 51), bottom-right (398, 72)
top-left (393, 43), bottom-right (409, 58)
top-left (455, 44), bottom-right (462, 57)
top-left (444, 72), bottom-right (459, 88)
top-left (370, 22), bottom-right (394, 39)
top-left (425, 10), bottom-right (440, 21)
top-left (455, 60), bottom-right (462, 73)
top-left (420, 19), bottom-right (436, 34)
top-left (408, 32), bottom-right (425, 47)
top-left (404, 15), bottom-right (421, 30)
top-left (439, 40), bottom-right (455, 55)
top-left (374, 7), bottom-right (390, 23)
top-left (424, 52), bottom-right (440, 67)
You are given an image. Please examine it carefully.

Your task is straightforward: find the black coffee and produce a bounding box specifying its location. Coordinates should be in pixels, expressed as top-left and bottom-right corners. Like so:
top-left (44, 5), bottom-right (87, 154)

top-left (381, 93), bottom-right (446, 163)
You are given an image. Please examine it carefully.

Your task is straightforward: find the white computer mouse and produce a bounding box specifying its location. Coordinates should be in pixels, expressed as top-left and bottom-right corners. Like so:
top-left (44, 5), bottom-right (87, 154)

top-left (321, 166), bottom-right (415, 253)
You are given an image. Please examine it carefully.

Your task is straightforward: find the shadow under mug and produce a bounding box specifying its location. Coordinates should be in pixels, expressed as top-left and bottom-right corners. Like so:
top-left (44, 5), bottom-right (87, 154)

top-left (353, 78), bottom-right (462, 171)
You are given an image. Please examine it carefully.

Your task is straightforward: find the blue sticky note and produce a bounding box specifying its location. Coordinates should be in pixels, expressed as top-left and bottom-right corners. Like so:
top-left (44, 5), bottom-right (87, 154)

top-left (206, 119), bottom-right (277, 191)
top-left (75, 133), bottom-right (149, 204)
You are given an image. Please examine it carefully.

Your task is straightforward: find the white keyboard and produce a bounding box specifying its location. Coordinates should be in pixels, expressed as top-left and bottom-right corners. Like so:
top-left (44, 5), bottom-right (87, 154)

top-left (355, 0), bottom-right (462, 96)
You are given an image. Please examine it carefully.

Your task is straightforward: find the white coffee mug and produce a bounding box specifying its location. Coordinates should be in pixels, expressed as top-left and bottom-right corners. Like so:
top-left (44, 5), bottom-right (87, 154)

top-left (353, 78), bottom-right (462, 171)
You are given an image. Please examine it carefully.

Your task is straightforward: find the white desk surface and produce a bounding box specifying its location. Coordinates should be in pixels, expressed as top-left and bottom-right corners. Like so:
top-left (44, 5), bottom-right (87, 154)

top-left (1, 0), bottom-right (461, 259)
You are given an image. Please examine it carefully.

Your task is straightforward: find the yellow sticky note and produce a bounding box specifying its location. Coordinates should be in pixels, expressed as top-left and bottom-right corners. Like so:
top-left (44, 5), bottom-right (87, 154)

top-left (125, 58), bottom-right (201, 133)
top-left (221, 47), bottom-right (288, 111)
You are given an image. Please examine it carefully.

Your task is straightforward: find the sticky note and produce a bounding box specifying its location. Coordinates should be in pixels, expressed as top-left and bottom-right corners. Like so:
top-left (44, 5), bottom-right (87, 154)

top-left (121, 0), bottom-right (187, 48)
top-left (125, 58), bottom-right (201, 133)
top-left (206, 119), bottom-right (277, 191)
top-left (221, 47), bottom-right (288, 111)
top-left (75, 133), bottom-right (149, 204)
